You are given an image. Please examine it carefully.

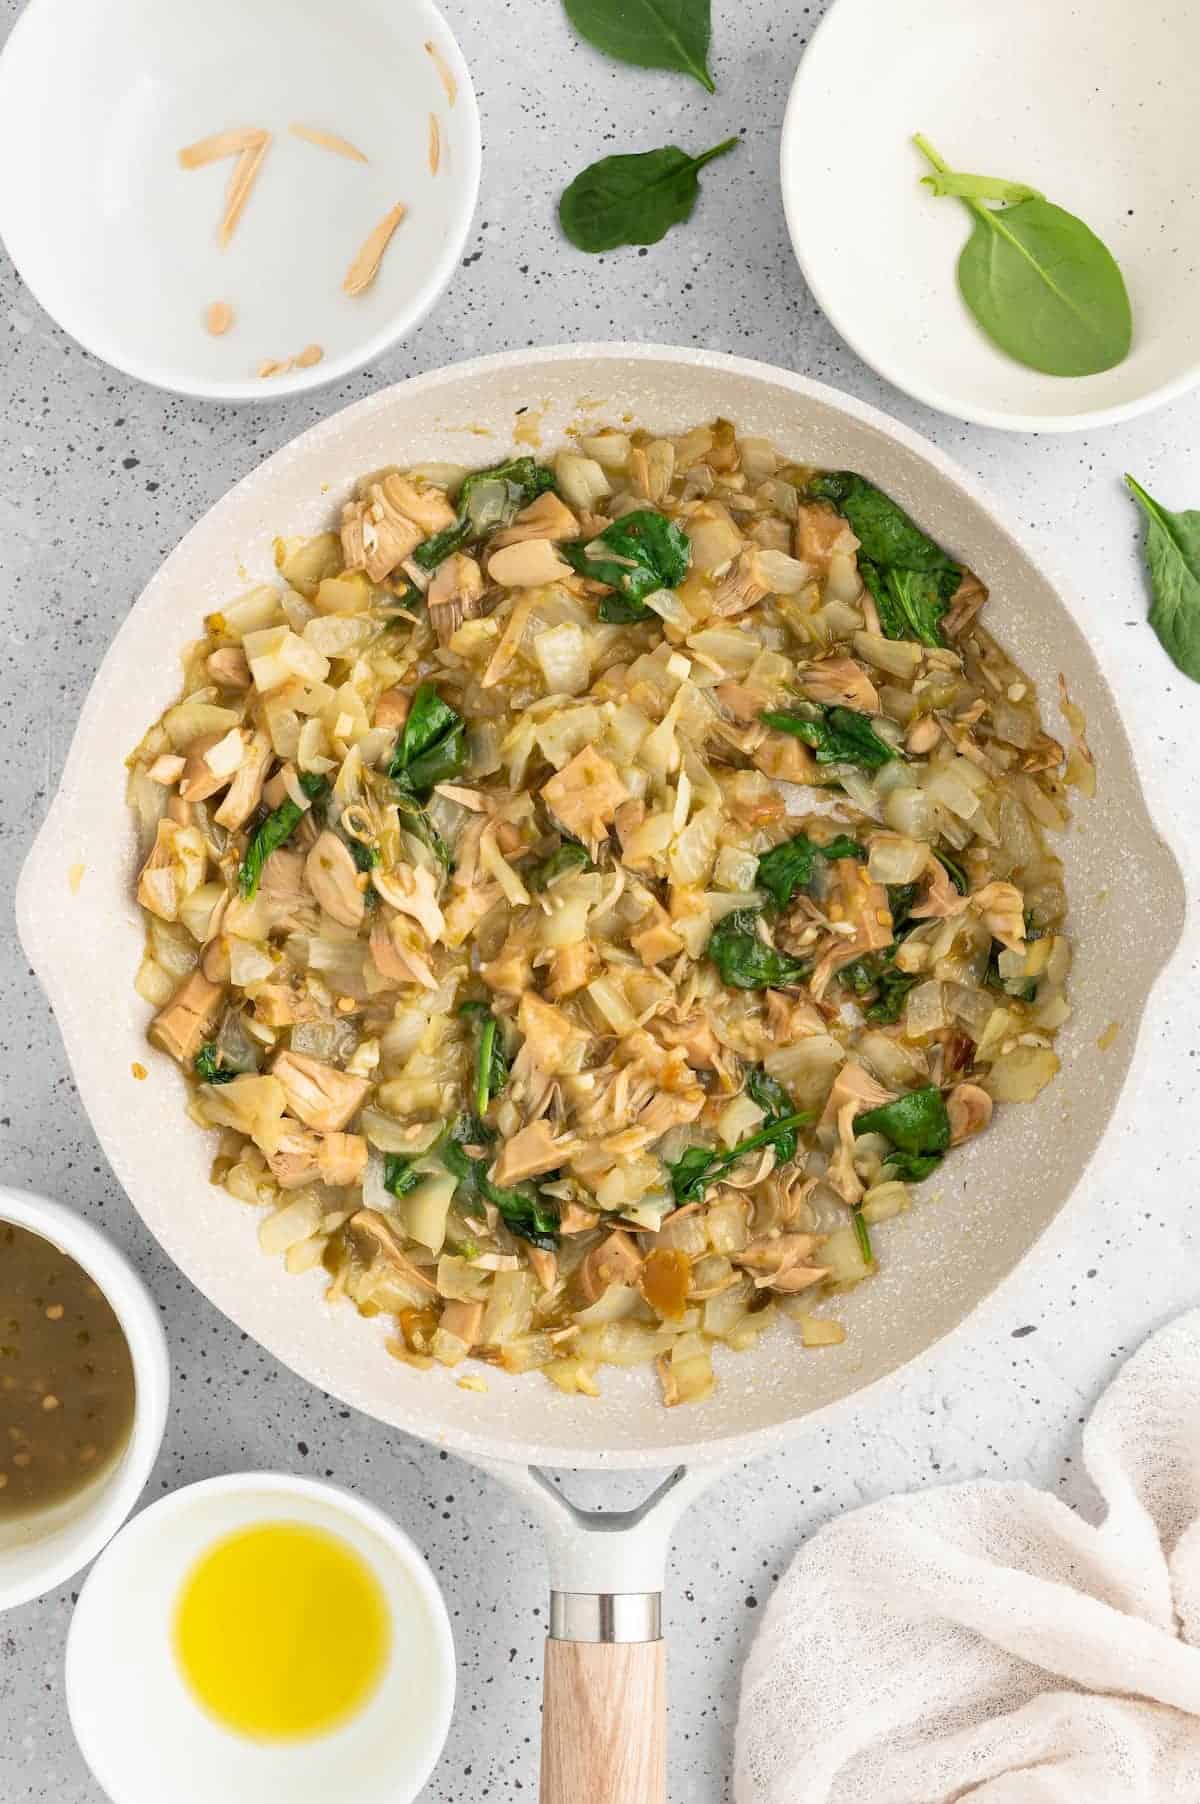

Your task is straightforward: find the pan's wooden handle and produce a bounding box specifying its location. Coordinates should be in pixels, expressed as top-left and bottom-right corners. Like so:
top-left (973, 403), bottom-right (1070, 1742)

top-left (541, 1636), bottom-right (665, 1803)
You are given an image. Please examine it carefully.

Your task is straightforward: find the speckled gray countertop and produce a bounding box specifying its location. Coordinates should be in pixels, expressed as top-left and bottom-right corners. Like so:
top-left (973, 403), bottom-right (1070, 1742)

top-left (2, 0), bottom-right (1199, 1798)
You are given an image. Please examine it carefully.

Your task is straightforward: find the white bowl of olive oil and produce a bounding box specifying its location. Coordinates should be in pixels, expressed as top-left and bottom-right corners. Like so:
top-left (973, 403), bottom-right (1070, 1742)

top-left (65, 1473), bottom-right (456, 1804)
top-left (0, 1187), bottom-right (169, 1611)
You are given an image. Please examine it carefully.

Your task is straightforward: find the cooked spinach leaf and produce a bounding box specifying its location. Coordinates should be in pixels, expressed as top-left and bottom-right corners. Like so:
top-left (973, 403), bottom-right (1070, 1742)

top-left (527, 842), bottom-right (591, 891)
top-left (478, 1172), bottom-right (561, 1250)
top-left (861, 562), bottom-right (957, 648)
top-left (562, 0), bottom-right (716, 90)
top-left (562, 507), bottom-right (691, 617)
top-left (237, 773), bottom-right (328, 899)
top-left (1125, 475), bottom-right (1200, 683)
top-left (560, 137), bottom-right (738, 253)
top-left (808, 470), bottom-right (960, 649)
top-left (460, 1001), bottom-right (509, 1117)
top-left (413, 457), bottom-right (556, 570)
top-left (934, 847), bottom-right (968, 893)
top-left (760, 704), bottom-right (897, 772)
top-left (984, 942), bottom-right (1038, 1003)
top-left (855, 1086), bottom-right (950, 1156)
top-left (914, 134), bottom-right (1132, 379)
top-left (746, 1066), bottom-right (802, 1162)
top-left (706, 909), bottom-right (810, 990)
top-left (389, 683), bottom-right (467, 795)
top-left (881, 1150), bottom-right (943, 1184)
top-left (865, 965), bottom-right (919, 1025)
top-left (383, 1154), bottom-right (421, 1200)
top-left (667, 1107), bottom-right (812, 1204)
top-left (852, 1210), bottom-right (874, 1264)
top-left (194, 1044), bottom-right (237, 1085)
top-left (755, 831), bottom-right (865, 910)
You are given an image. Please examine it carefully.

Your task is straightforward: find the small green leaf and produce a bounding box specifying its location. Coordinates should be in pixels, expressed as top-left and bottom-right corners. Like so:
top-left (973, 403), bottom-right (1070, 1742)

top-left (914, 134), bottom-right (1132, 379)
top-left (1125, 475), bottom-right (1200, 682)
top-left (527, 843), bottom-right (591, 891)
top-left (760, 705), bottom-right (896, 772)
top-left (237, 774), bottom-right (328, 899)
top-left (855, 1086), bottom-right (950, 1156)
top-left (559, 138), bottom-right (737, 254)
top-left (194, 1044), bottom-right (237, 1085)
top-left (389, 683), bottom-right (468, 795)
top-left (563, 0), bottom-right (716, 91)
top-left (667, 1109), bottom-right (812, 1204)
top-left (706, 909), bottom-right (810, 990)
top-left (755, 832), bottom-right (865, 911)
top-left (562, 508), bottom-right (692, 608)
top-left (383, 1154), bottom-right (421, 1199)
top-left (413, 458), bottom-right (555, 570)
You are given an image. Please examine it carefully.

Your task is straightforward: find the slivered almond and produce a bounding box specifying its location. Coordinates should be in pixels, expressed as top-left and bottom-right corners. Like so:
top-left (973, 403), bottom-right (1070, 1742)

top-left (428, 113), bottom-right (441, 175)
top-left (289, 123), bottom-right (368, 163)
top-left (178, 126), bottom-right (267, 170)
top-left (424, 38), bottom-right (457, 106)
top-left (294, 343), bottom-right (324, 368)
top-left (342, 201), bottom-right (406, 296)
top-left (258, 358), bottom-right (291, 379)
top-left (218, 133), bottom-right (271, 249)
top-left (204, 300), bottom-right (234, 336)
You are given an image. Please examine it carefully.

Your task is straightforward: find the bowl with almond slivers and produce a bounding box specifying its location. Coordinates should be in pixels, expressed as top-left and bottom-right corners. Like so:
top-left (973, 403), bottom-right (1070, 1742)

top-left (0, 0), bottom-right (480, 398)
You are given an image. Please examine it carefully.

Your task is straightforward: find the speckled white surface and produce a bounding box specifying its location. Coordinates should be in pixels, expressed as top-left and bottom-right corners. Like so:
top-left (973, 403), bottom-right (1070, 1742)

top-left (2, 0), bottom-right (1199, 1798)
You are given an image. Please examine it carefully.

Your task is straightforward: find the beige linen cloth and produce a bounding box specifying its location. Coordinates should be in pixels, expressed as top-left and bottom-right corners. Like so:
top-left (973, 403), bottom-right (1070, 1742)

top-left (735, 1309), bottom-right (1200, 1802)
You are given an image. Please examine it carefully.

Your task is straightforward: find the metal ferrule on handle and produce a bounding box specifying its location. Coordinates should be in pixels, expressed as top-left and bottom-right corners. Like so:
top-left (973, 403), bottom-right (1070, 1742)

top-left (549, 1591), bottom-right (662, 1644)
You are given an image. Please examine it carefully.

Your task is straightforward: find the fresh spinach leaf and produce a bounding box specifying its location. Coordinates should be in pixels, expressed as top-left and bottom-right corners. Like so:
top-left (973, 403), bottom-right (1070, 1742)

top-left (854, 1086), bottom-right (950, 1156)
top-left (706, 909), bottom-right (810, 991)
top-left (194, 1044), bottom-right (237, 1085)
top-left (460, 1001), bottom-right (509, 1117)
top-left (1125, 475), bottom-right (1200, 683)
top-left (755, 831), bottom-right (864, 910)
top-left (760, 704), bottom-right (897, 772)
top-left (237, 773), bottom-right (328, 899)
top-left (563, 0), bottom-right (716, 90)
top-left (389, 683), bottom-right (468, 795)
top-left (914, 134), bottom-right (1132, 378)
top-left (527, 842), bottom-right (591, 891)
top-left (667, 1108), bottom-right (812, 1204)
top-left (561, 508), bottom-right (691, 615)
top-left (560, 137), bottom-right (738, 253)
top-left (383, 1154), bottom-right (421, 1200)
top-left (413, 457), bottom-right (556, 570)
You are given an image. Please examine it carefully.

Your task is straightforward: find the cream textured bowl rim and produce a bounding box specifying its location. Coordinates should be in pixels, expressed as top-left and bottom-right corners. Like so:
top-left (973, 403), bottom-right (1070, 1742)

top-left (16, 344), bottom-right (1187, 1469)
top-left (0, 1187), bottom-right (170, 1610)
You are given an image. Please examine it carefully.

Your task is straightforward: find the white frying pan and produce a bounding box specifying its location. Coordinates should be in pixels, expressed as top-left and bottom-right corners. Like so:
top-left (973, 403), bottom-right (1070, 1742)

top-left (17, 346), bottom-right (1185, 1799)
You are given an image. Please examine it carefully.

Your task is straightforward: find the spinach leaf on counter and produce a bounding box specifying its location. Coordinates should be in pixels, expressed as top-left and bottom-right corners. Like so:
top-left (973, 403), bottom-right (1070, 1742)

top-left (755, 831), bottom-right (864, 910)
top-left (855, 1086), bottom-right (950, 1156)
top-left (527, 842), bottom-right (592, 891)
top-left (194, 1044), bottom-right (237, 1085)
top-left (413, 457), bottom-right (556, 571)
top-left (667, 1107), bottom-right (813, 1205)
top-left (706, 909), bottom-right (810, 991)
top-left (760, 704), bottom-right (897, 772)
top-left (560, 138), bottom-right (738, 254)
top-left (1125, 475), bottom-right (1200, 683)
top-left (563, 0), bottom-right (716, 91)
top-left (388, 683), bottom-right (467, 795)
top-left (914, 134), bottom-right (1132, 379)
top-left (561, 508), bottom-right (691, 617)
top-left (237, 773), bottom-right (328, 899)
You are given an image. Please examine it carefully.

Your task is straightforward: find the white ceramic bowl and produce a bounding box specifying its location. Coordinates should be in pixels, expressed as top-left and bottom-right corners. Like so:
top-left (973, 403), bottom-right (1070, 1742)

top-left (781, 0), bottom-right (1200, 431)
top-left (0, 0), bottom-right (480, 399)
top-left (0, 1187), bottom-right (169, 1612)
top-left (65, 1473), bottom-right (456, 1804)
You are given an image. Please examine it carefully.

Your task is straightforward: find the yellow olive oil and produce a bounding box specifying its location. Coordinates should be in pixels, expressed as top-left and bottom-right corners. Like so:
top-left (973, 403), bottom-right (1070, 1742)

top-left (174, 1520), bottom-right (390, 1741)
